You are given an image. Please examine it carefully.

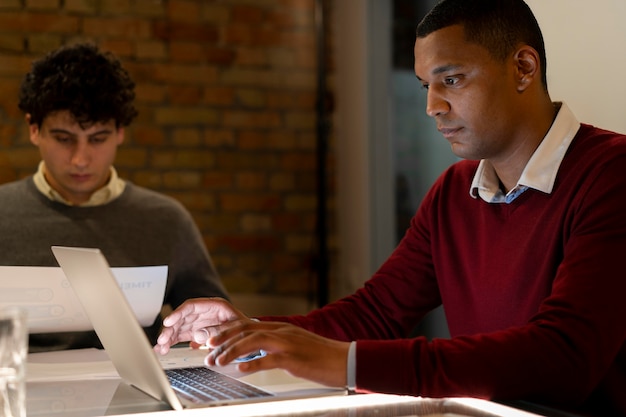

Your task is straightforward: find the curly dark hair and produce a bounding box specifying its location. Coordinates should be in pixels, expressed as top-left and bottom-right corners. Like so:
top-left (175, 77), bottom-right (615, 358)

top-left (18, 42), bottom-right (138, 128)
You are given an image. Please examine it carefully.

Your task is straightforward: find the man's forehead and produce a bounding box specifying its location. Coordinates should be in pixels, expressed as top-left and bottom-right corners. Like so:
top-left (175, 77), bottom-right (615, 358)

top-left (413, 26), bottom-right (493, 79)
top-left (43, 111), bottom-right (115, 131)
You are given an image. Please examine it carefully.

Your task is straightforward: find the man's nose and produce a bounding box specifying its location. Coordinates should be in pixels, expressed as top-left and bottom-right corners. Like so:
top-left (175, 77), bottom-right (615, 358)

top-left (425, 88), bottom-right (450, 118)
top-left (71, 142), bottom-right (91, 167)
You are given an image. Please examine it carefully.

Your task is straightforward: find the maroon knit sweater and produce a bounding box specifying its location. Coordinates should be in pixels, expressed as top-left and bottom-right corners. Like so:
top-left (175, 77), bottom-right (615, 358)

top-left (264, 124), bottom-right (626, 416)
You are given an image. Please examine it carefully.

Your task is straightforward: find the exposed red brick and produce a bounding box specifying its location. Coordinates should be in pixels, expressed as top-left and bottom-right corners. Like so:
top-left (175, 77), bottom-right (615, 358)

top-left (231, 5), bottom-right (265, 25)
top-left (200, 213), bottom-right (240, 233)
top-left (203, 129), bottom-right (236, 147)
top-left (0, 12), bottom-right (79, 33)
top-left (167, 85), bottom-right (203, 105)
top-left (153, 21), bottom-right (218, 42)
top-left (217, 235), bottom-right (282, 252)
top-left (219, 193), bottom-right (282, 212)
top-left (279, 0), bottom-right (316, 13)
top-left (0, 125), bottom-right (17, 147)
top-left (236, 171), bottom-right (267, 190)
top-left (169, 41), bottom-right (203, 62)
top-left (233, 47), bottom-right (268, 67)
top-left (205, 46), bottom-right (236, 66)
top-left (221, 110), bottom-right (282, 128)
top-left (99, 39), bottom-right (134, 57)
top-left (0, 55), bottom-right (37, 77)
top-left (134, 83), bottom-right (167, 104)
top-left (270, 253), bottom-right (306, 272)
top-left (202, 86), bottom-right (235, 106)
top-left (280, 152), bottom-right (316, 171)
top-left (271, 213), bottom-right (305, 232)
top-left (82, 17), bottom-right (151, 38)
top-left (129, 125), bottom-right (166, 146)
top-left (166, 0), bottom-right (201, 23)
top-left (214, 151), bottom-right (279, 170)
top-left (202, 171), bottom-right (235, 189)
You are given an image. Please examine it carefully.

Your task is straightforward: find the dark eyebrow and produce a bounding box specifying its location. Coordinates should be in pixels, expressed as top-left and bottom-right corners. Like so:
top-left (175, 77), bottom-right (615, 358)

top-left (48, 128), bottom-right (113, 137)
top-left (47, 128), bottom-right (75, 138)
top-left (416, 64), bottom-right (463, 81)
top-left (88, 129), bottom-right (114, 137)
top-left (432, 64), bottom-right (462, 75)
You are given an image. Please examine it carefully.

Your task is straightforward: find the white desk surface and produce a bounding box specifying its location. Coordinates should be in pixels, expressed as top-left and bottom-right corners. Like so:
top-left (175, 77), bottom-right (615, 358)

top-left (25, 347), bottom-right (547, 417)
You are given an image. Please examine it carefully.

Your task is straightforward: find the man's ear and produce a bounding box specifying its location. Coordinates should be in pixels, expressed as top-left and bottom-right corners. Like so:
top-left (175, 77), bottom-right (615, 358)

top-left (116, 127), bottom-right (125, 145)
top-left (513, 45), bottom-right (540, 92)
top-left (25, 114), bottom-right (40, 145)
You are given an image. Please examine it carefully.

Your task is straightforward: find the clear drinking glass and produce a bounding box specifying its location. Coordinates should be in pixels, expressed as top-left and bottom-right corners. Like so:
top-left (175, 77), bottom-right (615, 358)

top-left (0, 307), bottom-right (28, 417)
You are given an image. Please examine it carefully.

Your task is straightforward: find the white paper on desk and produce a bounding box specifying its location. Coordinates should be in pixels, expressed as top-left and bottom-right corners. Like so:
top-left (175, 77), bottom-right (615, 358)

top-left (0, 265), bottom-right (167, 333)
top-left (27, 348), bottom-right (118, 382)
top-left (26, 346), bottom-right (206, 382)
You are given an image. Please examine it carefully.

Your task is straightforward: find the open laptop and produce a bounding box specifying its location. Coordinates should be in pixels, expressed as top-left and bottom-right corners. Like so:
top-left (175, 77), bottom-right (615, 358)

top-left (51, 245), bottom-right (346, 410)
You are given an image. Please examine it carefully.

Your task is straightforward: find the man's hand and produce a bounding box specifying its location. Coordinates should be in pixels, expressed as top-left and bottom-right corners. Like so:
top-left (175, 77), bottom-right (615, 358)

top-left (154, 297), bottom-right (350, 388)
top-left (205, 319), bottom-right (350, 388)
top-left (154, 297), bottom-right (247, 354)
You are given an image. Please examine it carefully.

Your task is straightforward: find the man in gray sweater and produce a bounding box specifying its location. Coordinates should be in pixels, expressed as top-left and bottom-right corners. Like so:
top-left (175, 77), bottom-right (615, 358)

top-left (0, 43), bottom-right (229, 352)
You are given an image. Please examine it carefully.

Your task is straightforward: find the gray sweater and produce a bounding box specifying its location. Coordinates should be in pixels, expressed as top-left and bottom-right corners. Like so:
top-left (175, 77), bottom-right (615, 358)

top-left (0, 177), bottom-right (228, 352)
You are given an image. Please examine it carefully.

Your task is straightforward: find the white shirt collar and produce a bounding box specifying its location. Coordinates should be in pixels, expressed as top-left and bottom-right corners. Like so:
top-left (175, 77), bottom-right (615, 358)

top-left (470, 102), bottom-right (580, 202)
top-left (33, 161), bottom-right (126, 206)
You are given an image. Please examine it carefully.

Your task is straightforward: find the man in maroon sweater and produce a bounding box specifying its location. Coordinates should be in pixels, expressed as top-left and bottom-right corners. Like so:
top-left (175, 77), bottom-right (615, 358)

top-left (155, 0), bottom-right (626, 415)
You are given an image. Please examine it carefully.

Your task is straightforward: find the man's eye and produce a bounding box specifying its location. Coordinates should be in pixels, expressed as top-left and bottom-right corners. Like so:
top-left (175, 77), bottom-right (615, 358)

top-left (420, 83), bottom-right (429, 90)
top-left (54, 136), bottom-right (71, 143)
top-left (444, 77), bottom-right (459, 86)
top-left (90, 136), bottom-right (107, 144)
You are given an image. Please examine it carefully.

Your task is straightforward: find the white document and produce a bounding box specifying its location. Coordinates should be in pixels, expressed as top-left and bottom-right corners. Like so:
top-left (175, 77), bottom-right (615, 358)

top-left (0, 265), bottom-right (167, 333)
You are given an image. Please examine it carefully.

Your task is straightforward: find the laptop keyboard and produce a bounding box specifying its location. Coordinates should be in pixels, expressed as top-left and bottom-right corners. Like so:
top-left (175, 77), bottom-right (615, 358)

top-left (165, 367), bottom-right (273, 404)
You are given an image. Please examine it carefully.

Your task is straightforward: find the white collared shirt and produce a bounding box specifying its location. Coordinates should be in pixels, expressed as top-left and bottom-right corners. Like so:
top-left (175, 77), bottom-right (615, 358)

top-left (33, 161), bottom-right (126, 207)
top-left (470, 102), bottom-right (581, 203)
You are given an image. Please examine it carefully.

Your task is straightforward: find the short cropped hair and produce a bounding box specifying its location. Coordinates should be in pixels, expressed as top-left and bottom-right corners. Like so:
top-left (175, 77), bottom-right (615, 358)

top-left (18, 43), bottom-right (138, 128)
top-left (416, 0), bottom-right (547, 89)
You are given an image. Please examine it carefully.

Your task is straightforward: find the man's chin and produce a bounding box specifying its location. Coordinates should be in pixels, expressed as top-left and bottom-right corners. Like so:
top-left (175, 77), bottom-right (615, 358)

top-left (449, 143), bottom-right (469, 159)
top-left (450, 142), bottom-right (484, 161)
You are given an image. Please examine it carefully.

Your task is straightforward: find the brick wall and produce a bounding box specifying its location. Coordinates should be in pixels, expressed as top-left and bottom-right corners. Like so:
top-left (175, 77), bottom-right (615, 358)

top-left (0, 0), bottom-right (336, 303)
